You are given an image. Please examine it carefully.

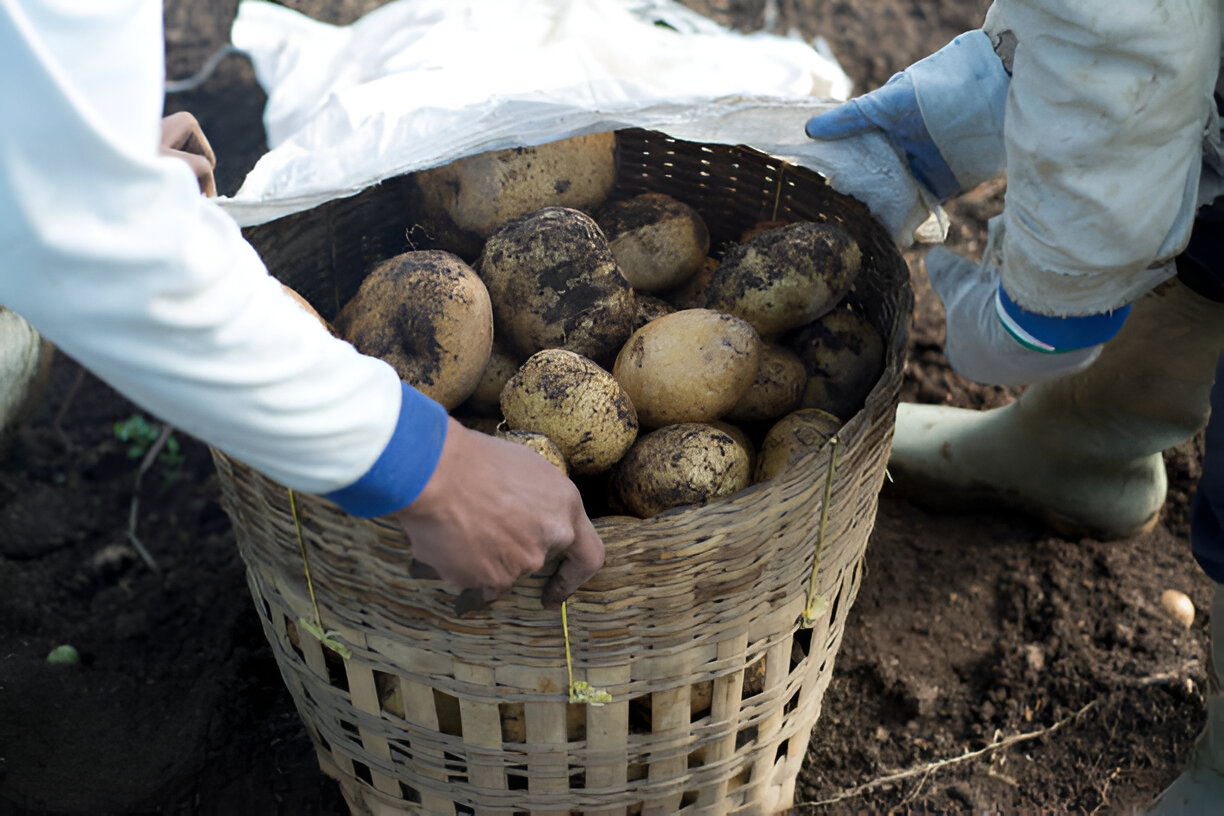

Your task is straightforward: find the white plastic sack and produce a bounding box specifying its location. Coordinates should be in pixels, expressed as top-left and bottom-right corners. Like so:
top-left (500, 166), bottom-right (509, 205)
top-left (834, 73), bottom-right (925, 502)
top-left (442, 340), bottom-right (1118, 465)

top-left (219, 0), bottom-right (942, 246)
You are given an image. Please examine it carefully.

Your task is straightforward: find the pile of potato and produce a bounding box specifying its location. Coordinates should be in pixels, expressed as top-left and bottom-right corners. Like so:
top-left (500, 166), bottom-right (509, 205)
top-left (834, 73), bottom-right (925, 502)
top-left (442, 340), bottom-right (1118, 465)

top-left (310, 133), bottom-right (885, 520)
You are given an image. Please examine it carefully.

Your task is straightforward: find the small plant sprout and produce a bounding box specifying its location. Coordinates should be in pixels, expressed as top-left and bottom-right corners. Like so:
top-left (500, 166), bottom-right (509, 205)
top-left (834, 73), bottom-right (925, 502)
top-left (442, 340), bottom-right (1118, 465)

top-left (113, 413), bottom-right (186, 485)
top-left (46, 644), bottom-right (80, 665)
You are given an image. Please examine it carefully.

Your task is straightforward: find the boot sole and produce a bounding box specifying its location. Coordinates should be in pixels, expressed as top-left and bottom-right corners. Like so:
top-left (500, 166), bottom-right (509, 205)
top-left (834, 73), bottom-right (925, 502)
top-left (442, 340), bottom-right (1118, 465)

top-left (884, 468), bottom-right (1163, 542)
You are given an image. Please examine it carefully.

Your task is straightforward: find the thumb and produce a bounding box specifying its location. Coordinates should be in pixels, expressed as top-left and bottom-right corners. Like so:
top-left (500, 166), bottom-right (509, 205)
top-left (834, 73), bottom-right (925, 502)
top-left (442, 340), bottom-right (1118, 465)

top-left (540, 518), bottom-right (605, 609)
top-left (804, 100), bottom-right (875, 141)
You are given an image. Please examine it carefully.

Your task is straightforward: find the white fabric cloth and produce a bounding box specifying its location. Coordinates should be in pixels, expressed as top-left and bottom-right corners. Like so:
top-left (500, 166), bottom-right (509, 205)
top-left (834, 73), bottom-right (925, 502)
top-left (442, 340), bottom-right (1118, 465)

top-left (0, 0), bottom-right (403, 494)
top-left (980, 0), bottom-right (1222, 315)
top-left (217, 0), bottom-right (940, 240)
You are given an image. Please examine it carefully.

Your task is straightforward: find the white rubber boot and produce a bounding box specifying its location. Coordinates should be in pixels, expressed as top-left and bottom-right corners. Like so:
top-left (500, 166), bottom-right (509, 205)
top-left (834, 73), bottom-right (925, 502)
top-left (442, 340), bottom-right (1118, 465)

top-left (889, 278), bottom-right (1224, 540)
top-left (1146, 583), bottom-right (1224, 816)
top-left (0, 306), bottom-right (53, 459)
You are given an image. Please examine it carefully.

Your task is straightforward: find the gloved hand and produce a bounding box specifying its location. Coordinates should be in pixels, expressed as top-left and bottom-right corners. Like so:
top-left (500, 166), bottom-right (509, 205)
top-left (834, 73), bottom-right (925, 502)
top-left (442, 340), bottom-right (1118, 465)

top-left (924, 246), bottom-right (1114, 387)
top-left (805, 30), bottom-right (1010, 203)
top-left (159, 111), bottom-right (217, 197)
top-left (806, 72), bottom-right (959, 201)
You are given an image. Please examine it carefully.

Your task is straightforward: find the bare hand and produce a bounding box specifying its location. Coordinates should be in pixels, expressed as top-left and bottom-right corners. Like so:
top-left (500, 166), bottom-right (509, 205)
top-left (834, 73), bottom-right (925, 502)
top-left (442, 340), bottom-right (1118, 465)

top-left (392, 418), bottom-right (605, 612)
top-left (159, 111), bottom-right (217, 197)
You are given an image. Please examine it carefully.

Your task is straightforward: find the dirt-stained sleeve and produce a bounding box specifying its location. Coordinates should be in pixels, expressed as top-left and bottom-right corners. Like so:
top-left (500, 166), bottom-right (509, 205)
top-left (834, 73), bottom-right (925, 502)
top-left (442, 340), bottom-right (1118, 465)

top-left (984, 0), bottom-right (1220, 315)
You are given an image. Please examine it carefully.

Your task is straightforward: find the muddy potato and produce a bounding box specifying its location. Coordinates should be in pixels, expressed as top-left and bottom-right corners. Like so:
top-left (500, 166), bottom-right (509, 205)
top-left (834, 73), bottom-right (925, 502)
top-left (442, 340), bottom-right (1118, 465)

top-left (611, 422), bottom-right (752, 518)
top-left (334, 251), bottom-right (493, 411)
top-left (630, 680), bottom-right (715, 725)
top-left (791, 304), bottom-right (885, 421)
top-left (457, 415), bottom-right (503, 436)
top-left (710, 420), bottom-right (756, 476)
top-left (739, 219), bottom-right (789, 243)
top-left (375, 669), bottom-right (404, 719)
top-left (0, 307), bottom-right (53, 461)
top-left (413, 132), bottom-right (616, 239)
top-left (594, 193), bottom-right (710, 292)
top-left (754, 408), bottom-right (843, 482)
top-left (613, 309), bottom-right (761, 428)
top-left (705, 221), bottom-right (861, 336)
top-left (663, 256), bottom-right (716, 310)
top-left (465, 342), bottom-right (520, 415)
top-left (632, 293), bottom-right (676, 331)
top-left (742, 657), bottom-right (768, 697)
top-left (500, 349), bottom-right (638, 475)
top-left (479, 207), bottom-right (635, 365)
top-left (497, 428), bottom-right (568, 475)
top-left (499, 702), bottom-right (588, 743)
top-left (724, 343), bottom-right (806, 422)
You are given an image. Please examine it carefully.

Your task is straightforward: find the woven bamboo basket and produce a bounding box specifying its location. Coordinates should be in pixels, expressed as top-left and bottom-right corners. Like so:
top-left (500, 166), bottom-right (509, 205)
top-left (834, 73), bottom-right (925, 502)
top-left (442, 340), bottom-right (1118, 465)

top-left (214, 128), bottom-right (912, 816)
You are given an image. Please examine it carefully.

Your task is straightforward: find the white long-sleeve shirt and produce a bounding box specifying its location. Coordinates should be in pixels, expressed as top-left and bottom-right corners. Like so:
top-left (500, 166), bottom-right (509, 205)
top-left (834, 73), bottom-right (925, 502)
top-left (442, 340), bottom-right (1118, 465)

top-left (0, 0), bottom-right (448, 517)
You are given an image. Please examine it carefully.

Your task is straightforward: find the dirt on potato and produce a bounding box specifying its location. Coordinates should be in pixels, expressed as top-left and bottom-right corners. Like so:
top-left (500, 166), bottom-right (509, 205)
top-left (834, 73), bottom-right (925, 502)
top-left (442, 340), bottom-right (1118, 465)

top-left (0, 2), bottom-right (1209, 815)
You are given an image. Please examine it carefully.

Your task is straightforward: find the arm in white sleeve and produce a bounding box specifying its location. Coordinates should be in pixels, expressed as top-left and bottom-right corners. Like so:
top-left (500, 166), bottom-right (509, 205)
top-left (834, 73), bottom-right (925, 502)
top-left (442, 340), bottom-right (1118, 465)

top-left (0, 0), bottom-right (448, 517)
top-left (909, 29), bottom-right (1011, 195)
top-left (985, 0), bottom-right (1220, 315)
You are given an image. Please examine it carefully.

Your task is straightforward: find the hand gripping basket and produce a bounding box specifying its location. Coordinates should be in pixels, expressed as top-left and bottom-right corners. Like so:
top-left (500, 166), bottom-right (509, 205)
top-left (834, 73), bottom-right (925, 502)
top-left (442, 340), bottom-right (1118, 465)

top-left (213, 128), bottom-right (912, 816)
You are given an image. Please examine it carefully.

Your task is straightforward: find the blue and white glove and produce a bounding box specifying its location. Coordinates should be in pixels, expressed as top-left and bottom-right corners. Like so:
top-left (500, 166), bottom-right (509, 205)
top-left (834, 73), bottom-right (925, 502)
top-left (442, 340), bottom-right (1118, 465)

top-left (924, 246), bottom-right (1131, 386)
top-left (805, 30), bottom-right (1011, 203)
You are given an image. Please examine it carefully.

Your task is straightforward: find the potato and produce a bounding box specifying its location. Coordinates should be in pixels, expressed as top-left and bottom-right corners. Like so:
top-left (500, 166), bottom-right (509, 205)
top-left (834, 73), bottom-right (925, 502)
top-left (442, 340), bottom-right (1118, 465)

top-left (710, 420), bottom-right (756, 477)
top-left (611, 422), bottom-right (752, 518)
top-left (497, 428), bottom-right (568, 475)
top-left (632, 293), bottom-right (676, 331)
top-left (465, 342), bottom-right (520, 415)
top-left (663, 256), bottom-right (716, 310)
top-left (413, 132), bottom-right (616, 239)
top-left (613, 309), bottom-right (761, 428)
top-left (594, 193), bottom-right (710, 292)
top-left (724, 343), bottom-right (806, 422)
top-left (334, 250), bottom-right (493, 411)
top-left (1160, 589), bottom-right (1196, 629)
top-left (279, 284), bottom-right (336, 336)
top-left (457, 415), bottom-right (503, 436)
top-left (791, 304), bottom-right (885, 421)
top-left (705, 221), bottom-right (861, 336)
top-left (0, 307), bottom-right (53, 460)
top-left (629, 679), bottom-right (715, 723)
top-left (739, 219), bottom-right (789, 243)
top-left (754, 408), bottom-right (843, 482)
top-left (500, 349), bottom-right (638, 475)
top-left (498, 702), bottom-right (587, 743)
top-left (479, 207), bottom-right (635, 365)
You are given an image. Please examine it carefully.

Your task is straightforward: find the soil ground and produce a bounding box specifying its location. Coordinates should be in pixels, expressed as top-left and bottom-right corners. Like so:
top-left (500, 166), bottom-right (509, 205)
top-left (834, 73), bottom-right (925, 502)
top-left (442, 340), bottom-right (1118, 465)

top-left (1, 1), bottom-right (1213, 814)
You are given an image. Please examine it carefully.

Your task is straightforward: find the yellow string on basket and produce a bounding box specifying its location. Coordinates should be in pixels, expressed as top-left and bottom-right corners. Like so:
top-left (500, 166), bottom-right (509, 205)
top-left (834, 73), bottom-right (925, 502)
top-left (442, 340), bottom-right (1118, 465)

top-left (288, 489), bottom-right (352, 659)
top-left (770, 164), bottom-right (787, 221)
top-left (562, 600), bottom-right (610, 705)
top-left (802, 435), bottom-right (840, 627)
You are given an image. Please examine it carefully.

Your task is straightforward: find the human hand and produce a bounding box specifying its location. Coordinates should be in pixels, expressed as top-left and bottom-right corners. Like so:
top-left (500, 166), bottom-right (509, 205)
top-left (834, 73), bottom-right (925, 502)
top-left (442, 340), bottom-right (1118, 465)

top-left (159, 111), bottom-right (217, 197)
top-left (923, 246), bottom-right (1106, 387)
top-left (392, 417), bottom-right (604, 613)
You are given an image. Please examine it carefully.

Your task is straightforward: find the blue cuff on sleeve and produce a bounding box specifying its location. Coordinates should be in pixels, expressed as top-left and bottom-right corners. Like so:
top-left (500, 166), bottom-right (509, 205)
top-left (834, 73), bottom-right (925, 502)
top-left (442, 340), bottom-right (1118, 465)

top-left (324, 381), bottom-right (449, 518)
top-left (994, 285), bottom-right (1131, 353)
